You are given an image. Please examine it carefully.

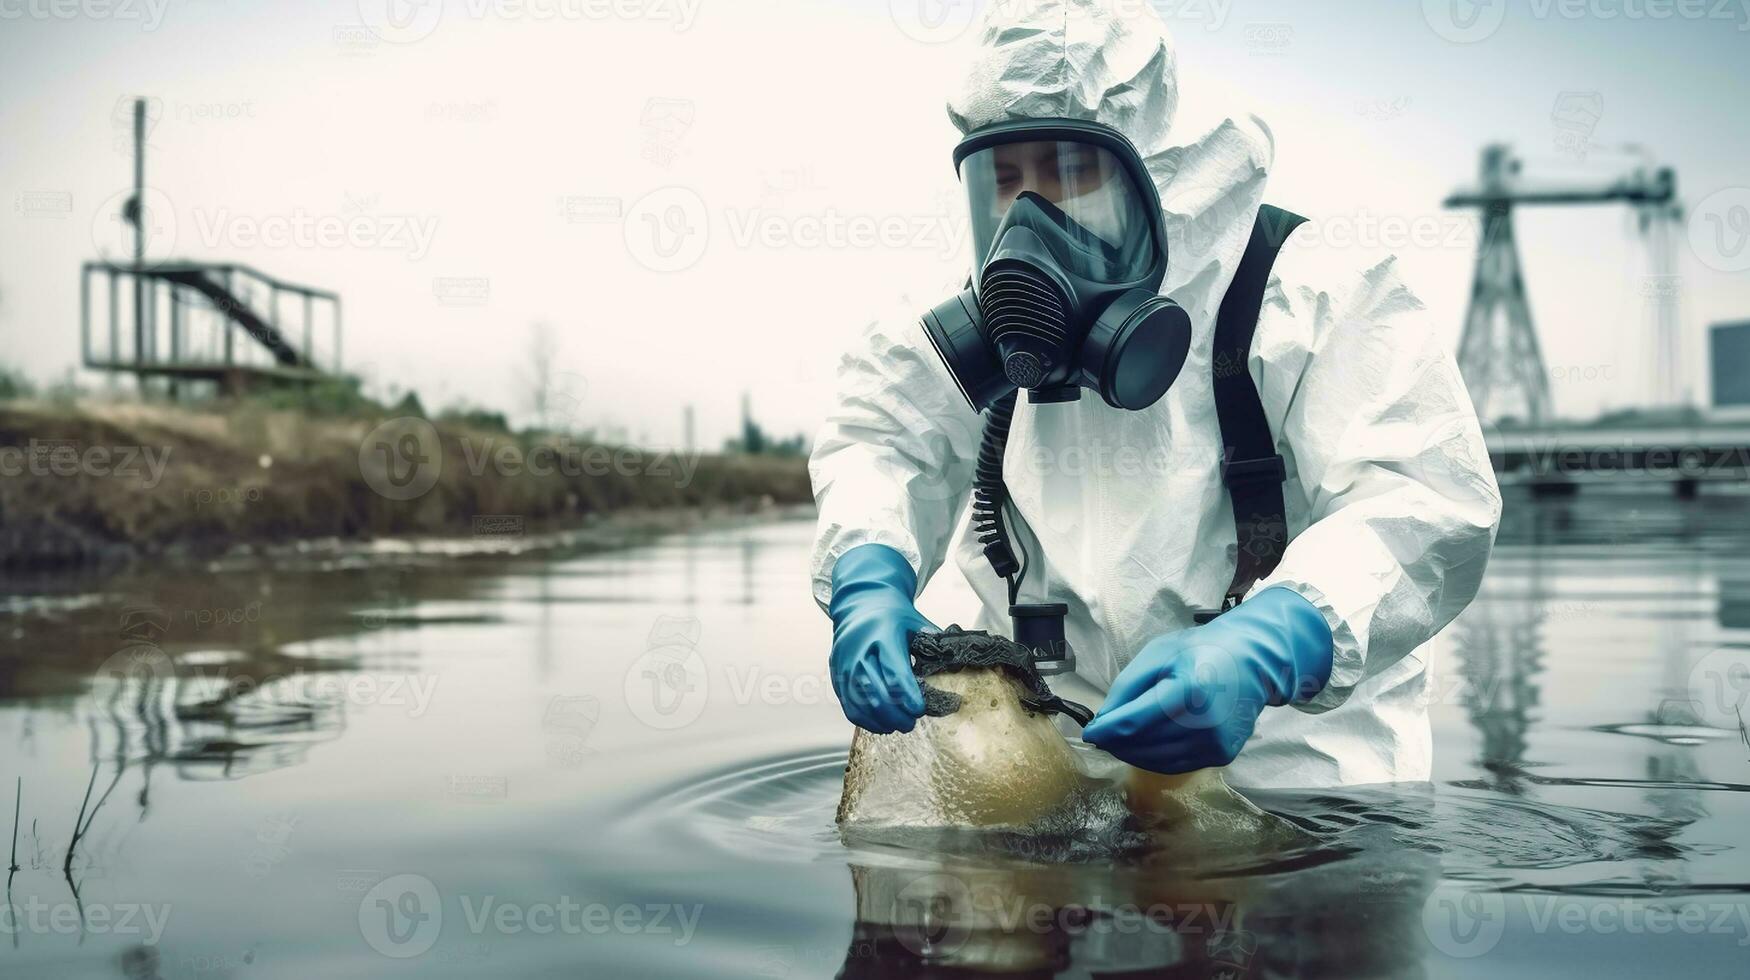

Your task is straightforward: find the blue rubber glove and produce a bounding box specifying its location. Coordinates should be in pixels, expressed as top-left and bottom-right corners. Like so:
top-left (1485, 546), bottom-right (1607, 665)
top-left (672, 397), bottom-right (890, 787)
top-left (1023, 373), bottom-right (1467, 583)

top-left (828, 544), bottom-right (933, 734)
top-left (1082, 586), bottom-right (1334, 773)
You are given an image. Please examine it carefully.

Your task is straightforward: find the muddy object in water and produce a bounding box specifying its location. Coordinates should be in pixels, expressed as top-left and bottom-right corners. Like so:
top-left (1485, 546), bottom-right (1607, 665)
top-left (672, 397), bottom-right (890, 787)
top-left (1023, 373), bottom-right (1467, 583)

top-left (838, 627), bottom-right (1302, 846)
top-left (838, 627), bottom-right (1094, 829)
top-left (838, 662), bottom-right (1086, 828)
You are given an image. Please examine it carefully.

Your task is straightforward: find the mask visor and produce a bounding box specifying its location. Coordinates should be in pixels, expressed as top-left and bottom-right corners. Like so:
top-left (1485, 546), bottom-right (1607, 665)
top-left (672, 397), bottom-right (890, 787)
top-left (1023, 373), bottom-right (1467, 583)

top-left (960, 140), bottom-right (1158, 284)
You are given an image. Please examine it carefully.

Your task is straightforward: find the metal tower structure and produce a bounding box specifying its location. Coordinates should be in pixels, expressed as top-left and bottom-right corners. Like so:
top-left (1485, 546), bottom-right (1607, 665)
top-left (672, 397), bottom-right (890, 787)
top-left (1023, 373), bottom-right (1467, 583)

top-left (1445, 144), bottom-right (1679, 423)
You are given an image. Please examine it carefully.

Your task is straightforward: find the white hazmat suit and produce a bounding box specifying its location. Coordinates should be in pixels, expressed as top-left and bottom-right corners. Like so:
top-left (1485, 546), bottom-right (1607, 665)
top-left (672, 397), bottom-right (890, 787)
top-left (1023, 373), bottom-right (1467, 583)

top-left (809, 0), bottom-right (1502, 787)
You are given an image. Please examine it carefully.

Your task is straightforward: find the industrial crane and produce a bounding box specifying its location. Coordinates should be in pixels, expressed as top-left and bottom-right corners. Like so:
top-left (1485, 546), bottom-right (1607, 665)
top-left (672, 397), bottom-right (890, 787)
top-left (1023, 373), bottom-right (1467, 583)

top-left (1444, 144), bottom-right (1682, 424)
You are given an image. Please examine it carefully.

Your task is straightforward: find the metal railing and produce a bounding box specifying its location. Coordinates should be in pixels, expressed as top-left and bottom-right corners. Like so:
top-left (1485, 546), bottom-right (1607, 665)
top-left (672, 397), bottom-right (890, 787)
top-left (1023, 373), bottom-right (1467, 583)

top-left (81, 261), bottom-right (341, 383)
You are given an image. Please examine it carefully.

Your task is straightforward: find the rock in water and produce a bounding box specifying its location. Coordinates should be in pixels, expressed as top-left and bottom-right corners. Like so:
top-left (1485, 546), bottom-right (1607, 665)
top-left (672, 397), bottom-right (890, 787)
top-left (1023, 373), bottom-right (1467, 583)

top-left (837, 667), bottom-right (1081, 829)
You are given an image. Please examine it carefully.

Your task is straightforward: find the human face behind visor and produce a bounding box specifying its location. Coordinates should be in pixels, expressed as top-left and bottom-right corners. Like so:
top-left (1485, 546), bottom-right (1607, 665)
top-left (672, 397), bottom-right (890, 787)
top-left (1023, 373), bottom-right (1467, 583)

top-left (961, 140), bottom-right (1158, 284)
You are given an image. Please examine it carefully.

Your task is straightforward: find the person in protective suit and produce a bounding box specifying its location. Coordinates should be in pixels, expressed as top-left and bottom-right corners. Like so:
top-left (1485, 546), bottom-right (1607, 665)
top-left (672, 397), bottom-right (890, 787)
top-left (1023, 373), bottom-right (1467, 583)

top-left (812, 0), bottom-right (1502, 788)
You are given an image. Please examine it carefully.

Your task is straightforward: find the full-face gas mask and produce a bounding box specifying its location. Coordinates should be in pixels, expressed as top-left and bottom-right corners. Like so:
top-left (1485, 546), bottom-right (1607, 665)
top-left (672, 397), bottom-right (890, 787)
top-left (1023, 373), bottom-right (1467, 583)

top-left (919, 119), bottom-right (1192, 692)
top-left (923, 119), bottom-right (1192, 413)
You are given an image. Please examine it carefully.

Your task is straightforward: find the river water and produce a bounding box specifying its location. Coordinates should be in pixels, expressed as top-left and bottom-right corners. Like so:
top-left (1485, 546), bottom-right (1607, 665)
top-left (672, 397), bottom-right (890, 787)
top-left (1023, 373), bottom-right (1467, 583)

top-left (2, 492), bottom-right (1749, 978)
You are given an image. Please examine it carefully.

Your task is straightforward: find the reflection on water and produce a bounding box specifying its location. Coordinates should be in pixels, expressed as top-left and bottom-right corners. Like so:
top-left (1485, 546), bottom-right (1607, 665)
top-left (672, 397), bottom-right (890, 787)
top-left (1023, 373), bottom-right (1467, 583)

top-left (0, 492), bottom-right (1748, 978)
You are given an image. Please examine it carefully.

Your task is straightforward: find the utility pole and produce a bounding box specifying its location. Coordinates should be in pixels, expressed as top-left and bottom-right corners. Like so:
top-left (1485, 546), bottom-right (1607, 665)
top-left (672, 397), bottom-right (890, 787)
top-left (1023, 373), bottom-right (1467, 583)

top-left (128, 98), bottom-right (146, 386)
top-left (682, 404), bottom-right (695, 455)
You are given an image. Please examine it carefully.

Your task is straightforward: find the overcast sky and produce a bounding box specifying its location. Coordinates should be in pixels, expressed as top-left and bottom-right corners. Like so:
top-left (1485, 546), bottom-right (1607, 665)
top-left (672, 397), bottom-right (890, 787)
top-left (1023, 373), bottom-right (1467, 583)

top-left (2, 0), bottom-right (1747, 446)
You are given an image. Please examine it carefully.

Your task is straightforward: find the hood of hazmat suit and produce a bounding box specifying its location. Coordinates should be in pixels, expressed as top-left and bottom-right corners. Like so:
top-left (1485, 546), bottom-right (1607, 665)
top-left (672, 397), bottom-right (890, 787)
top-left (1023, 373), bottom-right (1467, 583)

top-left (809, 0), bottom-right (1502, 788)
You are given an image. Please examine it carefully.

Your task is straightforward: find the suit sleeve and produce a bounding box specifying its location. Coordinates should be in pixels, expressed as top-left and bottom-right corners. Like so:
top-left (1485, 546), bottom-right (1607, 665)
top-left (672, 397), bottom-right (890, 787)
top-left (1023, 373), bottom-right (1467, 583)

top-left (808, 314), bottom-right (982, 609)
top-left (1247, 248), bottom-right (1503, 711)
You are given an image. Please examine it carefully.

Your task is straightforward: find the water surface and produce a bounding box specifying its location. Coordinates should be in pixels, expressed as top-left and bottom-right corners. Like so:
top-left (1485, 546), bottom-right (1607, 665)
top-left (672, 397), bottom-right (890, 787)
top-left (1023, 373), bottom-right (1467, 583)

top-left (3, 492), bottom-right (1749, 978)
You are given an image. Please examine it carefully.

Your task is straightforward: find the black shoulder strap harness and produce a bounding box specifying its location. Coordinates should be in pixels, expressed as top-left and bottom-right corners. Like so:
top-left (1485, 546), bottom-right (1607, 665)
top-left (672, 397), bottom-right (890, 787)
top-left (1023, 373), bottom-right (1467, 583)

top-left (1194, 204), bottom-right (1308, 625)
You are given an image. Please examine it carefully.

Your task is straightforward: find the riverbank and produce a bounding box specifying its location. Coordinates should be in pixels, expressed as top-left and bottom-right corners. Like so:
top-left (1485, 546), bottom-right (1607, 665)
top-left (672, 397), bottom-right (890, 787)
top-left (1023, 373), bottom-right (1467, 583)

top-left (0, 399), bottom-right (813, 571)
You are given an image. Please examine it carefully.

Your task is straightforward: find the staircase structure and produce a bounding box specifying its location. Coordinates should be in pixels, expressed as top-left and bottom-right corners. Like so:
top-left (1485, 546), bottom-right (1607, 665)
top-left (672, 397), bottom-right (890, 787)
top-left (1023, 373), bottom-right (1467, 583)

top-left (81, 98), bottom-right (341, 394)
